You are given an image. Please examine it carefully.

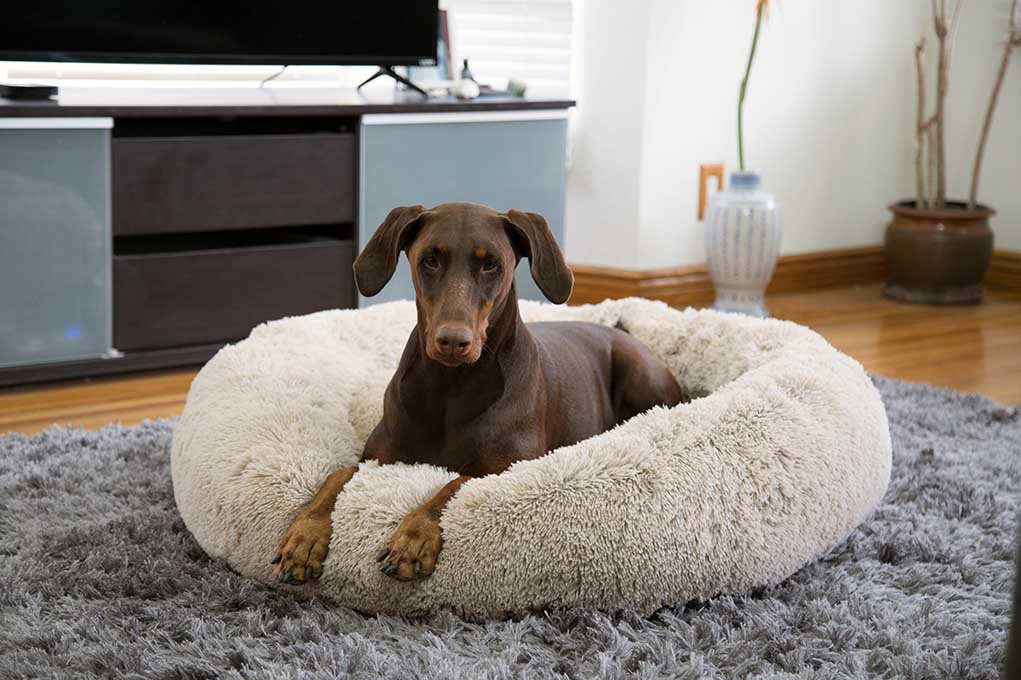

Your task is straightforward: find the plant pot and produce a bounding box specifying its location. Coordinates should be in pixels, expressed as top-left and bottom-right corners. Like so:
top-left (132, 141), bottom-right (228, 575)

top-left (884, 200), bottom-right (994, 305)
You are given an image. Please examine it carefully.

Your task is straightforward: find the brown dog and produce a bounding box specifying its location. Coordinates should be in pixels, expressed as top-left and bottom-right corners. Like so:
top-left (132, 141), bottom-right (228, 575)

top-left (272, 202), bottom-right (684, 584)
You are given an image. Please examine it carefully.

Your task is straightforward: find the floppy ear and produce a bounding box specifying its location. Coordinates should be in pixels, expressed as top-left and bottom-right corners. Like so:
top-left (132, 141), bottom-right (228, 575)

top-left (353, 205), bottom-right (427, 297)
top-left (504, 209), bottom-right (574, 304)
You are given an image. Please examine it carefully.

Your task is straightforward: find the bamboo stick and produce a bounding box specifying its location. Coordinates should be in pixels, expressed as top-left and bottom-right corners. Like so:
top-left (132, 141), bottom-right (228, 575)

top-left (915, 39), bottom-right (928, 208)
top-left (969, 0), bottom-right (1020, 210)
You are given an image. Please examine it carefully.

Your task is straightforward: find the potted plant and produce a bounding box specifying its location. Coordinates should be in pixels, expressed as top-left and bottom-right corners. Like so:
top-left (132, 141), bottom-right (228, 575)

top-left (885, 0), bottom-right (1021, 304)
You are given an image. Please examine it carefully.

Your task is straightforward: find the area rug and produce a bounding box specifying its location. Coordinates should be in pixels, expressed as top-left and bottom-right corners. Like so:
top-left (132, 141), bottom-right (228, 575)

top-left (0, 377), bottom-right (1017, 679)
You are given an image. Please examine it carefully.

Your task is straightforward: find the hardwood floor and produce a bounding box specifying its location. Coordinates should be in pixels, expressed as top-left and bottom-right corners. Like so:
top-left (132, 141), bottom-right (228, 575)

top-left (768, 285), bottom-right (1021, 405)
top-left (2, 284), bottom-right (1019, 435)
top-left (0, 368), bottom-right (197, 435)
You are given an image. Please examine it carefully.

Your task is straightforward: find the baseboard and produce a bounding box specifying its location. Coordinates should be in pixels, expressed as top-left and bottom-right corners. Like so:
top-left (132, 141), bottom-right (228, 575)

top-left (0, 343), bottom-right (224, 388)
top-left (987, 250), bottom-right (1021, 291)
top-left (569, 246), bottom-right (885, 307)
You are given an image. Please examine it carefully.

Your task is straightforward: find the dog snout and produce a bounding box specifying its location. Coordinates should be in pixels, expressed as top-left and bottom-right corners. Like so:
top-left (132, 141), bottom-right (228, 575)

top-left (434, 324), bottom-right (474, 358)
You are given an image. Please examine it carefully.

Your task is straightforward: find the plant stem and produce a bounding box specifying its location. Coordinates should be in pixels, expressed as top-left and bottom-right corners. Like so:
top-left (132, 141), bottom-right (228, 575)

top-left (738, 1), bottom-right (766, 171)
top-left (969, 0), bottom-right (1019, 210)
top-left (928, 122), bottom-right (938, 206)
top-left (931, 0), bottom-right (963, 209)
top-left (914, 39), bottom-right (928, 208)
top-left (934, 10), bottom-right (948, 208)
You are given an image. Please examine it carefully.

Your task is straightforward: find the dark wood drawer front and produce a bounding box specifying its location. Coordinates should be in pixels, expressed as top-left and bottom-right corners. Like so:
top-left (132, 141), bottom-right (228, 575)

top-left (113, 133), bottom-right (354, 235)
top-left (114, 240), bottom-right (353, 351)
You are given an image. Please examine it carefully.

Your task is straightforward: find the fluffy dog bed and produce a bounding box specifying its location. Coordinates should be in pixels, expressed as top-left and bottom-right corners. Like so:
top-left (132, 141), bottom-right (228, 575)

top-left (171, 298), bottom-right (891, 619)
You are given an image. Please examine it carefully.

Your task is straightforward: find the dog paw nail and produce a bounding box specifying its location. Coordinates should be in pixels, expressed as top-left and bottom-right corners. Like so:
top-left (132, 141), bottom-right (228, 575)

top-left (270, 554), bottom-right (281, 564)
top-left (375, 548), bottom-right (389, 562)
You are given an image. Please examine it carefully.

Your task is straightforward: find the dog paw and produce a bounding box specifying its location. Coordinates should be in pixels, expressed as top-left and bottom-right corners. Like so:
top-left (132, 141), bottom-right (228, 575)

top-left (377, 511), bottom-right (442, 581)
top-left (271, 512), bottom-right (331, 585)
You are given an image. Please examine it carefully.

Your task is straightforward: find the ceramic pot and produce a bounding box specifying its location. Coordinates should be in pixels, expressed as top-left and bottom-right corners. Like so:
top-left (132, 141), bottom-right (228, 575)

top-left (705, 171), bottom-right (781, 317)
top-left (884, 200), bottom-right (994, 305)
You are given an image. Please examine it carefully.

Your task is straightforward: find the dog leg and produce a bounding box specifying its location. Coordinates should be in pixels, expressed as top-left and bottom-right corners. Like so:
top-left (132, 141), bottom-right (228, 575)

top-left (272, 466), bottom-right (357, 584)
top-left (378, 475), bottom-right (470, 581)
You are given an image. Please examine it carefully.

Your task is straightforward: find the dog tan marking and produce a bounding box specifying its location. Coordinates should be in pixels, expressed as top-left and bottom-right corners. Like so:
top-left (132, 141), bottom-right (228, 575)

top-left (272, 466), bottom-right (356, 584)
top-left (376, 476), bottom-right (470, 580)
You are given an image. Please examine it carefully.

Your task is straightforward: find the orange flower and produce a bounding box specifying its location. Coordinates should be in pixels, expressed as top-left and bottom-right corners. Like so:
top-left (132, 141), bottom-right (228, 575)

top-left (756, 0), bottom-right (771, 21)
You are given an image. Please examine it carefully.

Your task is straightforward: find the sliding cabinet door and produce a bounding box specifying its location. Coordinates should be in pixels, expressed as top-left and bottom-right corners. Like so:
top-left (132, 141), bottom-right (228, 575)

top-left (0, 118), bottom-right (113, 367)
top-left (358, 110), bottom-right (568, 306)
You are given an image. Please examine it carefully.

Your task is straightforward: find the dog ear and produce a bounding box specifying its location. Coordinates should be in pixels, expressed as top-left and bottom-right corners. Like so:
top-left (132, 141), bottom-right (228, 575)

top-left (504, 210), bottom-right (574, 304)
top-left (353, 205), bottom-right (428, 297)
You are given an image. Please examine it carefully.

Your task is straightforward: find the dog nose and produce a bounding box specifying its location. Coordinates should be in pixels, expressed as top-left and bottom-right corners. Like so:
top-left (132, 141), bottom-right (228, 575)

top-left (435, 325), bottom-right (473, 357)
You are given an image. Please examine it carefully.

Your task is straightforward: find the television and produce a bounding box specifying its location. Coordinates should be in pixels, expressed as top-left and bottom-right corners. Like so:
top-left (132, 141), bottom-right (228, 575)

top-left (0, 1), bottom-right (439, 67)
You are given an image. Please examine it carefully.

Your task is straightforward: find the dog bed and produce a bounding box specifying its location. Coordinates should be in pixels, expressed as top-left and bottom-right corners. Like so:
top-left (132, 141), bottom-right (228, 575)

top-left (171, 298), bottom-right (891, 619)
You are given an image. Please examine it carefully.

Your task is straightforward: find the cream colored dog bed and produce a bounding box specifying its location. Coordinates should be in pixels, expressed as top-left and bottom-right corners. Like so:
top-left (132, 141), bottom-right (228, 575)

top-left (171, 298), bottom-right (891, 619)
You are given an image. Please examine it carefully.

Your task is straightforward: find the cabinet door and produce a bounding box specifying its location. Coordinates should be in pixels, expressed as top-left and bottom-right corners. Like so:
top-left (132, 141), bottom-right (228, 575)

top-left (0, 118), bottom-right (113, 367)
top-left (358, 110), bottom-right (568, 306)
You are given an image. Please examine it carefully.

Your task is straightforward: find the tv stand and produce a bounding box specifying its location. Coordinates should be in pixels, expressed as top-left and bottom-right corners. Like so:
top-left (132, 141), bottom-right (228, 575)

top-left (358, 65), bottom-right (429, 98)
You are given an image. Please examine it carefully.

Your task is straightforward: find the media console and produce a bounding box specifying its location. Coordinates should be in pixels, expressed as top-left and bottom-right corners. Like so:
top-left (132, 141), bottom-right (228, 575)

top-left (0, 88), bottom-right (574, 387)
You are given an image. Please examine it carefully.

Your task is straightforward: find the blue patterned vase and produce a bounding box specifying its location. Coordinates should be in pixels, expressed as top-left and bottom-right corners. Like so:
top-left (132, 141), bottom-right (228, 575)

top-left (705, 171), bottom-right (781, 317)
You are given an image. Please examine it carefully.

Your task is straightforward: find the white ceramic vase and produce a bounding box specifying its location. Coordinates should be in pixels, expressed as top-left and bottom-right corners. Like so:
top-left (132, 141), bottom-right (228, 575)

top-left (705, 171), bottom-right (781, 317)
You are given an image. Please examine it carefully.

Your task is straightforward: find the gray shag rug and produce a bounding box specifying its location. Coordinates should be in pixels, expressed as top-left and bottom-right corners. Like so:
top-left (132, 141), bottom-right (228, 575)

top-left (0, 376), bottom-right (1018, 679)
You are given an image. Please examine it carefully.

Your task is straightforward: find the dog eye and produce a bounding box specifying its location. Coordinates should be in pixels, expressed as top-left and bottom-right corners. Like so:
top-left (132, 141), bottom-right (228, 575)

top-left (421, 256), bottom-right (440, 270)
top-left (481, 261), bottom-right (499, 273)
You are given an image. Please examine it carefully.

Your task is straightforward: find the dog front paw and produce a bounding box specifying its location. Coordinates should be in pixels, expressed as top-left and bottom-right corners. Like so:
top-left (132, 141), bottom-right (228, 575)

top-left (272, 512), bottom-right (332, 585)
top-left (377, 511), bottom-right (442, 581)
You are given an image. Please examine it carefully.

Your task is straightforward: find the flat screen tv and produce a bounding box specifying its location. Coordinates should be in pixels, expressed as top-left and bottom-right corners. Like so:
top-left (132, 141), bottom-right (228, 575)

top-left (0, 2), bottom-right (439, 66)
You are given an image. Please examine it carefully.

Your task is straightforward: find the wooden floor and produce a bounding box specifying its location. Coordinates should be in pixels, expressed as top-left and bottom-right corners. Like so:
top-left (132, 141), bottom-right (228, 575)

top-left (768, 285), bottom-right (1021, 403)
top-left (2, 284), bottom-right (1020, 435)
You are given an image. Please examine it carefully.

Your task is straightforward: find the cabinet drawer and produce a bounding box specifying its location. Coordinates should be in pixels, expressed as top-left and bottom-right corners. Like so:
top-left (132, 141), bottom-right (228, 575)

top-left (113, 239), bottom-right (353, 351)
top-left (113, 133), bottom-right (354, 235)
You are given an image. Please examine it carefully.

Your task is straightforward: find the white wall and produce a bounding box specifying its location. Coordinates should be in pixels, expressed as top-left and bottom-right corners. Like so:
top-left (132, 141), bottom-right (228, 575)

top-left (562, 0), bottom-right (652, 266)
top-left (565, 0), bottom-right (1019, 269)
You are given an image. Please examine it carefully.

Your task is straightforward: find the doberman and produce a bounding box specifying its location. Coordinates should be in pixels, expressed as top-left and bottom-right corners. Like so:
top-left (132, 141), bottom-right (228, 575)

top-left (272, 202), bottom-right (684, 584)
